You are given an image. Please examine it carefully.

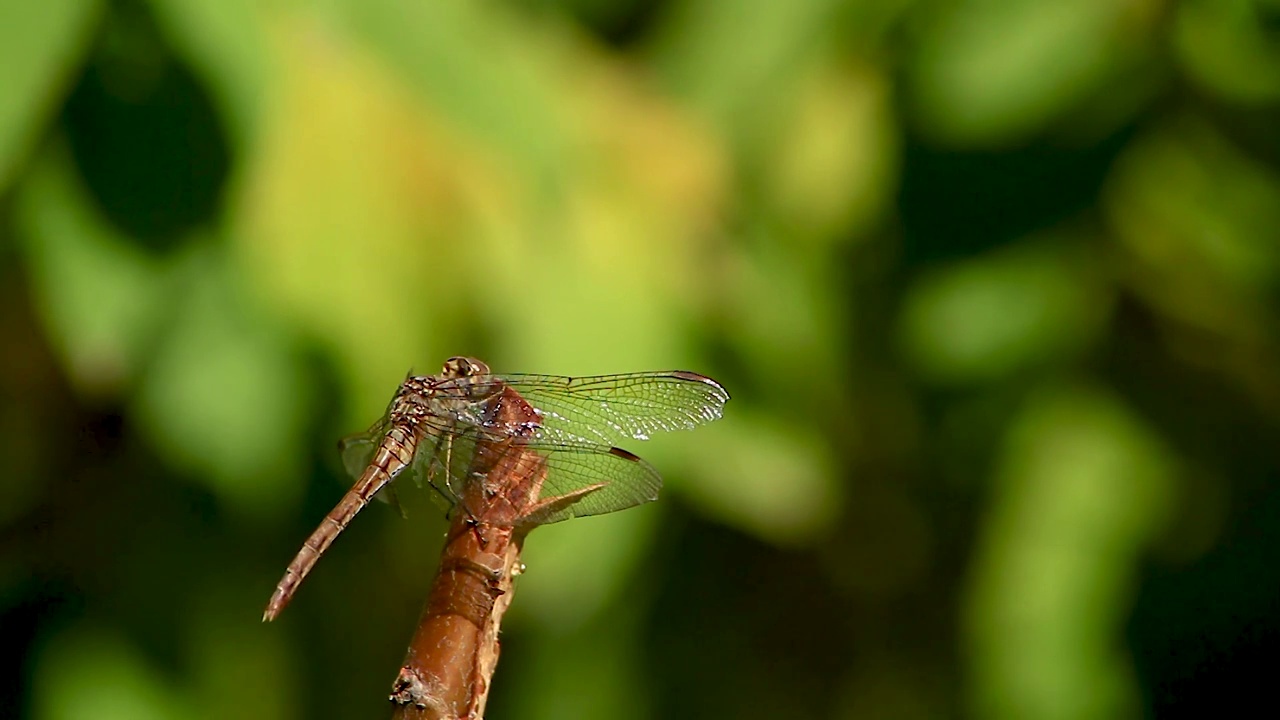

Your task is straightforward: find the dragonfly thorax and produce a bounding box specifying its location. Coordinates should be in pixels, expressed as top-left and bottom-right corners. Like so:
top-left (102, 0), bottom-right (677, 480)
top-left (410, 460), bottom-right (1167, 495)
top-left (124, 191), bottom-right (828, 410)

top-left (386, 377), bottom-right (438, 430)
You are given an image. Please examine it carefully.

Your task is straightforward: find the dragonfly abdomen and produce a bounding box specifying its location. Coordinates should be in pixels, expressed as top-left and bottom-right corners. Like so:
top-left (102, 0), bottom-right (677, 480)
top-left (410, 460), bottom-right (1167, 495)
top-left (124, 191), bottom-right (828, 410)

top-left (262, 426), bottom-right (419, 621)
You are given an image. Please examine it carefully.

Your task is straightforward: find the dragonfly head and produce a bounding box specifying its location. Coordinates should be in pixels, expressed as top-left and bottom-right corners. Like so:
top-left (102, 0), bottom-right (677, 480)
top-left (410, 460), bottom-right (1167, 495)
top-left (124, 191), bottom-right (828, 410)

top-left (442, 356), bottom-right (491, 379)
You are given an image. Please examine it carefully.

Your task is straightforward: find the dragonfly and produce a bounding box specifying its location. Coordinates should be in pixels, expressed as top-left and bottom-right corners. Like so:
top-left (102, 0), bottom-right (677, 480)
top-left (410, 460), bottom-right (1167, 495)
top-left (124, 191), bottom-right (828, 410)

top-left (263, 356), bottom-right (729, 622)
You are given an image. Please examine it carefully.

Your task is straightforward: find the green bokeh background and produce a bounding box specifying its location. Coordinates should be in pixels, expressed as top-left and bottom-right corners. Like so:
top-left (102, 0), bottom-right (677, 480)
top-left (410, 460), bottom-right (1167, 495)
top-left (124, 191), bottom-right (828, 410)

top-left (3, 0), bottom-right (1279, 718)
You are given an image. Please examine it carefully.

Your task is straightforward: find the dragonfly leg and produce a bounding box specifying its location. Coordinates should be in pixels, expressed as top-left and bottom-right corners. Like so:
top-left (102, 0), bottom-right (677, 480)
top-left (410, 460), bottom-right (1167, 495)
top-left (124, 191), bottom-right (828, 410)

top-left (465, 516), bottom-right (490, 546)
top-left (424, 453), bottom-right (455, 519)
top-left (442, 435), bottom-right (456, 498)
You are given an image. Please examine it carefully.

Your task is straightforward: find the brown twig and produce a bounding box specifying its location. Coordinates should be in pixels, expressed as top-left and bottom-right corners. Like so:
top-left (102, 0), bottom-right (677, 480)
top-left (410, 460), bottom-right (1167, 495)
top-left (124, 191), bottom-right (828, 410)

top-left (389, 387), bottom-right (552, 719)
top-left (388, 512), bottom-right (525, 719)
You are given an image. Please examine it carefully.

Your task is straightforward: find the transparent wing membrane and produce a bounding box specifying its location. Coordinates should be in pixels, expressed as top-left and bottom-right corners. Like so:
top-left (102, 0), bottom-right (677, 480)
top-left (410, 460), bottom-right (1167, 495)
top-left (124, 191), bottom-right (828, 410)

top-left (335, 370), bottom-right (725, 526)
top-left (265, 359), bottom-right (727, 621)
top-left (515, 442), bottom-right (661, 526)
top-left (499, 371), bottom-right (727, 445)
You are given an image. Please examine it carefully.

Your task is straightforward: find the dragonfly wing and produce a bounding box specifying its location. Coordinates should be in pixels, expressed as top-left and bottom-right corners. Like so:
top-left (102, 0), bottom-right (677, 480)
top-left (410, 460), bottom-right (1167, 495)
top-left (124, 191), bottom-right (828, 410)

top-left (415, 416), bottom-right (490, 512)
top-left (338, 419), bottom-right (440, 511)
top-left (335, 429), bottom-right (400, 506)
top-left (512, 440), bottom-right (662, 528)
top-left (417, 416), bottom-right (661, 527)
top-left (403, 369), bottom-right (725, 527)
top-left (493, 371), bottom-right (729, 447)
top-left (338, 428), bottom-right (381, 480)
top-left (430, 372), bottom-right (728, 445)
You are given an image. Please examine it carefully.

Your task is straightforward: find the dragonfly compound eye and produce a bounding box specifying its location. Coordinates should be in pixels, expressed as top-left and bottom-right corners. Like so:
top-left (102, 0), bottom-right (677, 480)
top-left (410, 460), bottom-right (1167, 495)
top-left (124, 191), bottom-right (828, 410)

top-left (443, 356), bottom-right (492, 378)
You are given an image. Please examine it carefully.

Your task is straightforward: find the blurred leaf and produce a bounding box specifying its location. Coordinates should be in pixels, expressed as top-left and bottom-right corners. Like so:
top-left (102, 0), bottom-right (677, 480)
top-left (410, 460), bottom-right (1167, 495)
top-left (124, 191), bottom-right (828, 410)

top-left (187, 578), bottom-right (297, 720)
top-left (900, 238), bottom-right (1111, 385)
top-left (17, 141), bottom-right (305, 518)
top-left (651, 0), bottom-right (844, 152)
top-left (146, 0), bottom-right (271, 146)
top-left (519, 45), bottom-right (726, 370)
top-left (341, 0), bottom-right (576, 188)
top-left (683, 413), bottom-right (840, 545)
top-left (907, 0), bottom-right (1159, 146)
top-left (729, 228), bottom-right (852, 403)
top-left (963, 385), bottom-right (1176, 719)
top-left (32, 626), bottom-right (194, 720)
top-left (504, 611), bottom-right (649, 720)
top-left (485, 158), bottom-right (722, 373)
top-left (233, 18), bottom-right (471, 410)
top-left (1105, 115), bottom-right (1280, 337)
top-left (0, 0), bottom-right (101, 191)
top-left (719, 224), bottom-right (855, 542)
top-left (764, 62), bottom-right (898, 242)
top-left (347, 0), bottom-right (728, 372)
top-left (654, 1), bottom-right (902, 251)
top-left (236, 6), bottom-right (727, 398)
top-left (515, 509), bottom-right (658, 629)
top-left (1175, 0), bottom-right (1280, 103)
top-left (14, 144), bottom-right (171, 397)
top-left (133, 246), bottom-right (308, 518)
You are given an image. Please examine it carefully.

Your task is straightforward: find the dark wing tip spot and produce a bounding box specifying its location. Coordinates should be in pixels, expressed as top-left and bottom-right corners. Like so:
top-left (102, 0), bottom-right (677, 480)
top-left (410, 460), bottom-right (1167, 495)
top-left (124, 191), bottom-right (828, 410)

top-left (672, 371), bottom-right (730, 398)
top-left (607, 446), bottom-right (643, 462)
top-left (671, 370), bottom-right (712, 383)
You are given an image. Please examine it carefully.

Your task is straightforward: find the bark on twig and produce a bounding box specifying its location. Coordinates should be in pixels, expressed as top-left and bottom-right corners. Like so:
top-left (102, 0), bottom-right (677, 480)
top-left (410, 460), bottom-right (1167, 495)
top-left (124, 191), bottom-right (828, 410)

top-left (388, 511), bottom-right (525, 719)
top-left (390, 387), bottom-right (550, 719)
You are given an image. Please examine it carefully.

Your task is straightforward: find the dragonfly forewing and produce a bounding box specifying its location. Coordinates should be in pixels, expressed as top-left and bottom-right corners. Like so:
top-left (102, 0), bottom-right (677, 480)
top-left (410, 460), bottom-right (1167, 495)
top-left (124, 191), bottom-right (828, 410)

top-left (424, 371), bottom-right (729, 446)
top-left (508, 371), bottom-right (727, 444)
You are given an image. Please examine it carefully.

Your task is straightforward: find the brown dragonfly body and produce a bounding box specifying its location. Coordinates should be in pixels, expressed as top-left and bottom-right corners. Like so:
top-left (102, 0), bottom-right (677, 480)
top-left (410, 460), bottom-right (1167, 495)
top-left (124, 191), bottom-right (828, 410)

top-left (263, 356), bottom-right (728, 718)
top-left (263, 423), bottom-right (417, 622)
top-left (263, 369), bottom-right (454, 623)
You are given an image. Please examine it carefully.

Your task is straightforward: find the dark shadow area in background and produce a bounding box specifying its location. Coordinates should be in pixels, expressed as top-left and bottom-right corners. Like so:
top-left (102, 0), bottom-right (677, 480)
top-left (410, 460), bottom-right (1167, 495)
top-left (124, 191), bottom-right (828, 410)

top-left (517, 0), bottom-right (672, 48)
top-left (644, 511), bottom-right (849, 720)
top-left (3, 581), bottom-right (85, 718)
top-left (897, 129), bottom-right (1134, 264)
top-left (1132, 496), bottom-right (1280, 717)
top-left (1107, 297), bottom-right (1280, 717)
top-left (61, 0), bottom-right (230, 252)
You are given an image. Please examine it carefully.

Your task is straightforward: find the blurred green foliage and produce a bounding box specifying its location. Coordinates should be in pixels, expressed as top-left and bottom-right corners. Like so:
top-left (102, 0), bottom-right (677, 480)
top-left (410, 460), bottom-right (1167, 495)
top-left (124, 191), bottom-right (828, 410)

top-left (2, 0), bottom-right (1279, 718)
